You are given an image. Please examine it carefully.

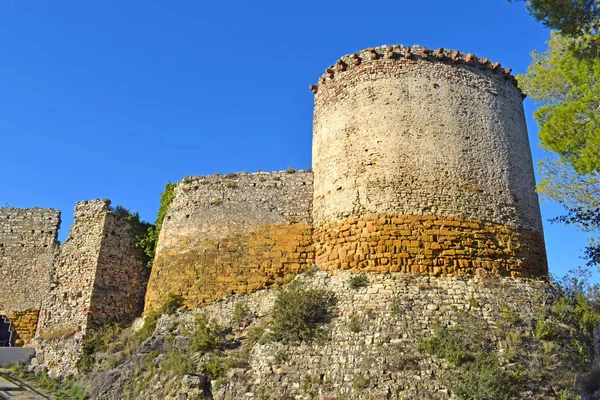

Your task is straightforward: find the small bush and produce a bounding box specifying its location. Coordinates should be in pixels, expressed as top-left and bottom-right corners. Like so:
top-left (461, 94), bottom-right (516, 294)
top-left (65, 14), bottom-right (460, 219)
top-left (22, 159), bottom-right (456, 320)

top-left (161, 347), bottom-right (195, 376)
top-left (452, 355), bottom-right (516, 400)
top-left (420, 325), bottom-right (474, 366)
top-left (133, 311), bottom-right (160, 346)
top-left (301, 374), bottom-right (320, 396)
top-left (211, 199), bottom-right (223, 206)
top-left (303, 264), bottom-right (317, 277)
top-left (500, 307), bottom-right (521, 325)
top-left (467, 296), bottom-right (480, 308)
top-left (270, 284), bottom-right (336, 343)
top-left (202, 353), bottom-right (232, 380)
top-left (274, 349), bottom-right (288, 364)
top-left (245, 324), bottom-right (268, 346)
top-left (161, 293), bottom-right (184, 315)
top-left (77, 324), bottom-right (122, 373)
top-left (352, 374), bottom-right (369, 389)
top-left (190, 314), bottom-right (221, 352)
top-left (348, 275), bottom-right (369, 289)
top-left (233, 301), bottom-right (250, 326)
top-left (534, 318), bottom-right (558, 340)
top-left (349, 314), bottom-right (362, 333)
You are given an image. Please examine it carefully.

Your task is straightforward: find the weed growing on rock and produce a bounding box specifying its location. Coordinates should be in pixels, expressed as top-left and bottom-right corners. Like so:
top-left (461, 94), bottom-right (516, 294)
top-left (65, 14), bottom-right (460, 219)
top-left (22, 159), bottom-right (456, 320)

top-left (348, 274), bottom-right (369, 289)
top-left (162, 293), bottom-right (184, 315)
top-left (270, 284), bottom-right (336, 343)
top-left (233, 301), bottom-right (250, 326)
top-left (161, 347), bottom-right (195, 376)
top-left (352, 374), bottom-right (369, 390)
top-left (202, 352), bottom-right (233, 381)
top-left (190, 313), bottom-right (221, 352)
top-left (500, 307), bottom-right (521, 325)
top-left (9, 364), bottom-right (87, 400)
top-left (349, 314), bottom-right (362, 333)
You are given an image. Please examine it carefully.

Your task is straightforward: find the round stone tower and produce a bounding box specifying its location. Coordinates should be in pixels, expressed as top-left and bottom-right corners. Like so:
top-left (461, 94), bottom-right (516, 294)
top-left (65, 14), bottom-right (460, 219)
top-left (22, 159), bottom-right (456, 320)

top-left (311, 45), bottom-right (547, 278)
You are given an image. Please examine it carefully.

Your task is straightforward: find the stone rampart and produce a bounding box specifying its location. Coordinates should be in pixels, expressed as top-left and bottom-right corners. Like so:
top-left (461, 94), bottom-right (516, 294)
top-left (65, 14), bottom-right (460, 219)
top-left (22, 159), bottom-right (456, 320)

top-left (0, 207), bottom-right (60, 346)
top-left (33, 200), bottom-right (149, 375)
top-left (143, 171), bottom-right (314, 313)
top-left (311, 45), bottom-right (547, 278)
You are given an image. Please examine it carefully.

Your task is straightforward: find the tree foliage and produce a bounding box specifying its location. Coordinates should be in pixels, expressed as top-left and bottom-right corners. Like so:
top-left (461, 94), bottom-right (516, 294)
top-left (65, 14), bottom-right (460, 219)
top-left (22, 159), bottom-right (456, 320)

top-left (510, 0), bottom-right (599, 37)
top-left (136, 182), bottom-right (176, 267)
top-left (519, 32), bottom-right (600, 175)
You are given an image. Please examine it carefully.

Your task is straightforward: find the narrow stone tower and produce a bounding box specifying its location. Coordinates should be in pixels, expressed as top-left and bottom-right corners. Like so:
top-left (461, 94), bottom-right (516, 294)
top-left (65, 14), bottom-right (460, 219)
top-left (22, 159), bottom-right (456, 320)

top-left (311, 45), bottom-right (547, 278)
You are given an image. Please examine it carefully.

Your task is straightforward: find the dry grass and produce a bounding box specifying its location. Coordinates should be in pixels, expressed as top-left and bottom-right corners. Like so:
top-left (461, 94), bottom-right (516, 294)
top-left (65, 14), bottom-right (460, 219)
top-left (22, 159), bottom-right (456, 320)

top-left (37, 326), bottom-right (78, 340)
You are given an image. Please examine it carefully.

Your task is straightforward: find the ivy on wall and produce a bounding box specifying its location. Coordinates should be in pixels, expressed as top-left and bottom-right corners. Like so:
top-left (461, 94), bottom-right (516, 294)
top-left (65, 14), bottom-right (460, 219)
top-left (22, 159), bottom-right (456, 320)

top-left (135, 182), bottom-right (176, 268)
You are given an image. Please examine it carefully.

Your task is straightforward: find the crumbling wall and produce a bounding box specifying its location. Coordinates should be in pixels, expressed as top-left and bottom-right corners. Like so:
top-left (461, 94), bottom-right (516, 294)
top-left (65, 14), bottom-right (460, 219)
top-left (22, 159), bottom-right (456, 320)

top-left (33, 200), bottom-right (149, 375)
top-left (89, 211), bottom-right (150, 328)
top-left (144, 171), bottom-right (314, 313)
top-left (0, 207), bottom-right (60, 346)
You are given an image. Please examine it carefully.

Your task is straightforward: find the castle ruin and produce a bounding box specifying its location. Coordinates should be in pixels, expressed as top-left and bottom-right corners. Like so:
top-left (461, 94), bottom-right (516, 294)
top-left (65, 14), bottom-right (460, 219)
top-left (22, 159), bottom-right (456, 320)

top-left (0, 44), bottom-right (547, 375)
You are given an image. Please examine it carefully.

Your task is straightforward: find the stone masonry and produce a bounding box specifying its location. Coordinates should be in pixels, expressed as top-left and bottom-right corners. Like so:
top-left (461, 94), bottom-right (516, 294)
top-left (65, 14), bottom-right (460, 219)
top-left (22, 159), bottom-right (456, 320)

top-left (2, 44), bottom-right (549, 378)
top-left (33, 200), bottom-right (149, 375)
top-left (144, 171), bottom-right (313, 313)
top-left (311, 45), bottom-right (547, 279)
top-left (0, 207), bottom-right (60, 346)
top-left (143, 45), bottom-right (547, 316)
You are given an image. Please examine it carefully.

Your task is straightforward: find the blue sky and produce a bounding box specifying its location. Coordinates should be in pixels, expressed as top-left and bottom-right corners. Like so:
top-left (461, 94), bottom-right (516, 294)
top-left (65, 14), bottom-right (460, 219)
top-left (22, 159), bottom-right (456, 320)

top-left (0, 0), bottom-right (594, 280)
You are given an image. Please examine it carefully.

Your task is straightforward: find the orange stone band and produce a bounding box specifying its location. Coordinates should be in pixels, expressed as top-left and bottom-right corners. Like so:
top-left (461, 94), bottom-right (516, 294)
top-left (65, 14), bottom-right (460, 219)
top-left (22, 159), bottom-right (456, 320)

top-left (314, 214), bottom-right (546, 278)
top-left (144, 224), bottom-right (314, 313)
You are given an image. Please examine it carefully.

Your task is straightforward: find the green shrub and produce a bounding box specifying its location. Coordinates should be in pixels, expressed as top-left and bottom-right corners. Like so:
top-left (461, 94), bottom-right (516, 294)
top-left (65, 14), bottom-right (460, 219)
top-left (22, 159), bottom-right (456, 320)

top-left (420, 325), bottom-right (475, 366)
top-left (534, 318), bottom-right (559, 340)
top-left (467, 296), bottom-right (480, 308)
top-left (202, 353), bottom-right (233, 380)
top-left (303, 264), bottom-right (317, 277)
top-left (452, 354), bottom-right (516, 400)
top-left (348, 275), bottom-right (369, 289)
top-left (352, 374), bottom-right (369, 389)
top-left (133, 311), bottom-right (160, 346)
top-left (301, 374), bottom-right (320, 396)
top-left (161, 293), bottom-right (183, 315)
top-left (500, 307), bottom-right (521, 325)
top-left (76, 324), bottom-right (121, 373)
top-left (190, 314), bottom-right (221, 352)
top-left (134, 181), bottom-right (176, 268)
top-left (270, 284), bottom-right (336, 343)
top-left (274, 349), bottom-right (288, 364)
top-left (349, 314), bottom-right (362, 333)
top-left (245, 324), bottom-right (267, 346)
top-left (161, 347), bottom-right (195, 376)
top-left (233, 301), bottom-right (250, 326)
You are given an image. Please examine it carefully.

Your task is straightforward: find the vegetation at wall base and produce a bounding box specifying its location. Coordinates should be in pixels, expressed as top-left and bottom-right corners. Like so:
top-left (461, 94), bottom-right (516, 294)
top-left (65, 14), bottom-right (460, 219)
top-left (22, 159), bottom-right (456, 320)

top-left (135, 181), bottom-right (177, 268)
top-left (269, 283), bottom-right (336, 343)
top-left (348, 274), bottom-right (369, 289)
top-left (7, 364), bottom-right (88, 400)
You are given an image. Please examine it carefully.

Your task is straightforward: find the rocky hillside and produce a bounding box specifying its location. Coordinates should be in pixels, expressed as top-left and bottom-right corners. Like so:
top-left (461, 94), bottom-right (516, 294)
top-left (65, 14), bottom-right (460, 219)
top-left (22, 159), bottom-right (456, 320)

top-left (53, 268), bottom-right (597, 400)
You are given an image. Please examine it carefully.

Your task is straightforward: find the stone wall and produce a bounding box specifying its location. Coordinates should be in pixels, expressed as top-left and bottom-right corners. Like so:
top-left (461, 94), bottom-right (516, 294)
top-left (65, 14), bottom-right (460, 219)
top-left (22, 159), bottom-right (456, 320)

top-left (0, 207), bottom-right (60, 346)
top-left (311, 45), bottom-right (547, 278)
top-left (1, 310), bottom-right (39, 347)
top-left (33, 200), bottom-right (149, 375)
top-left (131, 270), bottom-right (560, 399)
top-left (89, 210), bottom-right (150, 328)
top-left (144, 171), bottom-right (314, 314)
